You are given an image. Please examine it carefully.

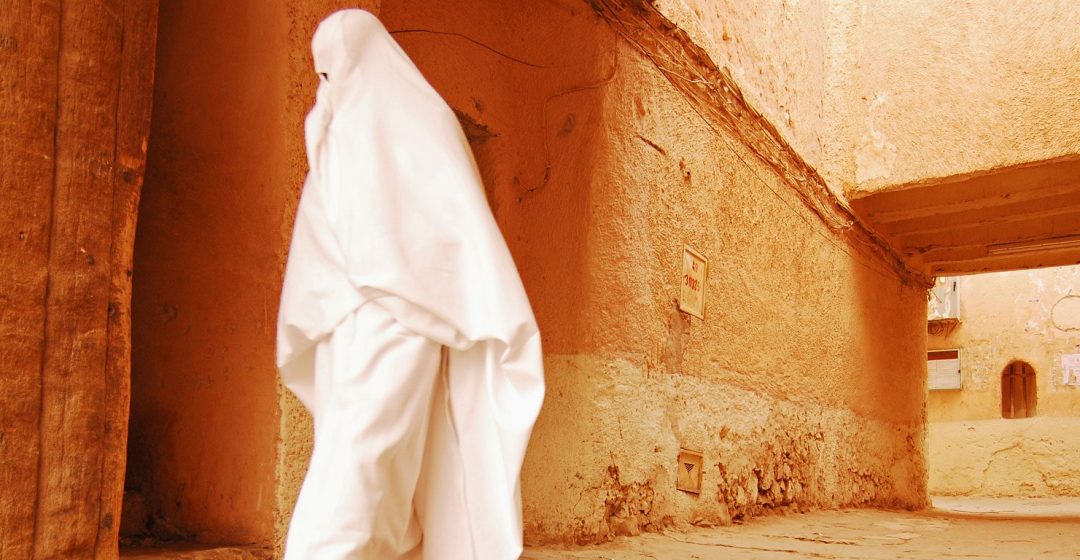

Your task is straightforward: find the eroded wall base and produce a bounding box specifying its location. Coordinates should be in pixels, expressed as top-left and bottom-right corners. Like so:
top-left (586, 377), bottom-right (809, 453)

top-left (523, 355), bottom-right (926, 545)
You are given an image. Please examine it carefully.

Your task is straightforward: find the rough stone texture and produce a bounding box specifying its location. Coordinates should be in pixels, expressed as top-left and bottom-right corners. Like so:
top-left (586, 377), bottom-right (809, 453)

top-left (0, 1), bottom-right (158, 557)
top-left (927, 266), bottom-right (1080, 497)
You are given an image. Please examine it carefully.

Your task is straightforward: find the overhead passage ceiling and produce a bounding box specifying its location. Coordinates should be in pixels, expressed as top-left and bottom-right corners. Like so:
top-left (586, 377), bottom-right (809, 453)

top-left (849, 156), bottom-right (1080, 276)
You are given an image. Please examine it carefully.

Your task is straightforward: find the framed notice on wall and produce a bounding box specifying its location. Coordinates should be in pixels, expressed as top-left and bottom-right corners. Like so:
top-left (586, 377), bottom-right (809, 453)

top-left (679, 245), bottom-right (707, 319)
top-left (928, 349), bottom-right (962, 391)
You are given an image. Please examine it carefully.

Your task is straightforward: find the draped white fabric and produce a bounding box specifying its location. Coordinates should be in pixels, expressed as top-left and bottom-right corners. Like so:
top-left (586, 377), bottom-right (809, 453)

top-left (276, 9), bottom-right (545, 559)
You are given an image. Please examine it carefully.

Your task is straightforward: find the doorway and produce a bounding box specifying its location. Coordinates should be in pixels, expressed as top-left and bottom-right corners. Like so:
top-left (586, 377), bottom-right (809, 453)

top-left (121, 0), bottom-right (287, 548)
top-left (1001, 360), bottom-right (1037, 419)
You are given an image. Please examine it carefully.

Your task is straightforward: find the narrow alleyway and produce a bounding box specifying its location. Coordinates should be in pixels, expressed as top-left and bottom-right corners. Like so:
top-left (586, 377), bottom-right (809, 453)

top-left (120, 498), bottom-right (1080, 559)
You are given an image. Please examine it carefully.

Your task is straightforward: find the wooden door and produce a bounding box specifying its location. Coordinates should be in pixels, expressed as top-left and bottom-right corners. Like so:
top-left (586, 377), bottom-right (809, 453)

top-left (1001, 361), bottom-right (1037, 419)
top-left (0, 2), bottom-right (158, 557)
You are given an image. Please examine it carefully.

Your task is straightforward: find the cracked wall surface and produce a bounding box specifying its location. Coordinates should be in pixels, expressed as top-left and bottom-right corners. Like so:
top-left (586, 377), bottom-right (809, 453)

top-left (928, 266), bottom-right (1080, 497)
top-left (930, 418), bottom-right (1080, 498)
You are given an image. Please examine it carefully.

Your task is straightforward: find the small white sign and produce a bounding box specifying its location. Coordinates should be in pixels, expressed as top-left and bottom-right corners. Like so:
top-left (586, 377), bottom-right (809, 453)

top-left (928, 349), bottom-right (961, 391)
top-left (1062, 354), bottom-right (1080, 386)
top-left (679, 245), bottom-right (707, 319)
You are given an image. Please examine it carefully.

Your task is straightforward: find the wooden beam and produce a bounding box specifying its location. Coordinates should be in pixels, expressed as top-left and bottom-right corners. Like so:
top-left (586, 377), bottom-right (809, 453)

top-left (851, 155), bottom-right (1080, 223)
top-left (880, 190), bottom-right (1080, 237)
top-left (925, 250), bottom-right (1080, 276)
top-left (97, 2), bottom-right (159, 557)
top-left (897, 209), bottom-right (1080, 255)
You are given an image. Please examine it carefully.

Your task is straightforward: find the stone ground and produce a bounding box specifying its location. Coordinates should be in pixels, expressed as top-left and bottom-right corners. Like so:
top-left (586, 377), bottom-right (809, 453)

top-left (121, 498), bottom-right (1080, 559)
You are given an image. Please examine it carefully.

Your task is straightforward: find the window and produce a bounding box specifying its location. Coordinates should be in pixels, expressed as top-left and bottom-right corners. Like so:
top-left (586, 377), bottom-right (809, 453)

top-left (928, 349), bottom-right (962, 390)
top-left (1001, 361), bottom-right (1037, 419)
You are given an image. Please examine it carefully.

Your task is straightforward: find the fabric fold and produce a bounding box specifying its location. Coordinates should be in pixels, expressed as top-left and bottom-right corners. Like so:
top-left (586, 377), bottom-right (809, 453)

top-left (277, 9), bottom-right (544, 559)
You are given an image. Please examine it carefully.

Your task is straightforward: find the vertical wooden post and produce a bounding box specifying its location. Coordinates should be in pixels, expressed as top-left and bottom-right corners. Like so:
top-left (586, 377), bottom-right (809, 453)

top-left (0, 2), bottom-right (158, 557)
top-left (0, 2), bottom-right (60, 556)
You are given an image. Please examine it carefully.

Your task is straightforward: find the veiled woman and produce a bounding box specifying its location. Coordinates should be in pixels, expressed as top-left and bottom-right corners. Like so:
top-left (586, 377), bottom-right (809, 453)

top-left (276, 10), bottom-right (545, 559)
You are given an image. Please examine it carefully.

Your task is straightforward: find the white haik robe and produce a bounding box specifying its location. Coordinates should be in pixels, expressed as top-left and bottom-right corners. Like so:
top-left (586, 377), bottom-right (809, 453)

top-left (276, 10), bottom-right (545, 559)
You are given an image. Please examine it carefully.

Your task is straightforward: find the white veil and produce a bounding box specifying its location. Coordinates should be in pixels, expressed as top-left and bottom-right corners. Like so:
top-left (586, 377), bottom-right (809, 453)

top-left (277, 9), bottom-right (545, 557)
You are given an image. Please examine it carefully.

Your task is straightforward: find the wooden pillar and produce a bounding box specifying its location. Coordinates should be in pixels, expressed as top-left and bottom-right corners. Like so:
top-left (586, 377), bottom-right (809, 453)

top-left (0, 2), bottom-right (158, 557)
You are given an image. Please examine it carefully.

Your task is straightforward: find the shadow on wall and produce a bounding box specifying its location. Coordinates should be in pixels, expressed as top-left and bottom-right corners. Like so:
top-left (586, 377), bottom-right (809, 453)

top-left (379, 0), bottom-right (613, 545)
top-left (850, 256), bottom-right (929, 508)
top-left (127, 0), bottom-right (293, 547)
top-left (381, 0), bottom-right (611, 353)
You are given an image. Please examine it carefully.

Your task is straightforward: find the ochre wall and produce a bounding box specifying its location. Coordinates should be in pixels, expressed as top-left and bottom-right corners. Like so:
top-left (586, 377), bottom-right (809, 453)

top-left (653, 0), bottom-right (1080, 197)
top-left (930, 418), bottom-right (1080, 497)
top-left (839, 0), bottom-right (1080, 194)
top-left (652, 0), bottom-right (848, 194)
top-left (927, 266), bottom-right (1080, 497)
top-left (927, 267), bottom-right (1080, 422)
top-left (136, 0), bottom-right (930, 550)
top-left (130, 0), bottom-right (377, 547)
top-left (377, 0), bottom-right (927, 545)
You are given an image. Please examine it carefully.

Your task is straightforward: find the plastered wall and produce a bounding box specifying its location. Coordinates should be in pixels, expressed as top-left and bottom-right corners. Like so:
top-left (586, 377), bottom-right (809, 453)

top-left (130, 0), bottom-right (373, 546)
top-left (651, 0), bottom-right (849, 195)
top-left (655, 0), bottom-right (1080, 197)
top-left (928, 267), bottom-right (1080, 422)
top-left (840, 0), bottom-right (1080, 194)
top-left (136, 0), bottom-right (930, 551)
top-left (130, 0), bottom-right (288, 544)
top-left (379, 0), bottom-right (927, 545)
top-left (927, 266), bottom-right (1080, 497)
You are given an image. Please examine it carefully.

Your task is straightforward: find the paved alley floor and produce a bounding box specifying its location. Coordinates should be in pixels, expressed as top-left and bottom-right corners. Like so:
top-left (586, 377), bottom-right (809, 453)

top-left (120, 498), bottom-right (1080, 559)
top-left (522, 498), bottom-right (1080, 559)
